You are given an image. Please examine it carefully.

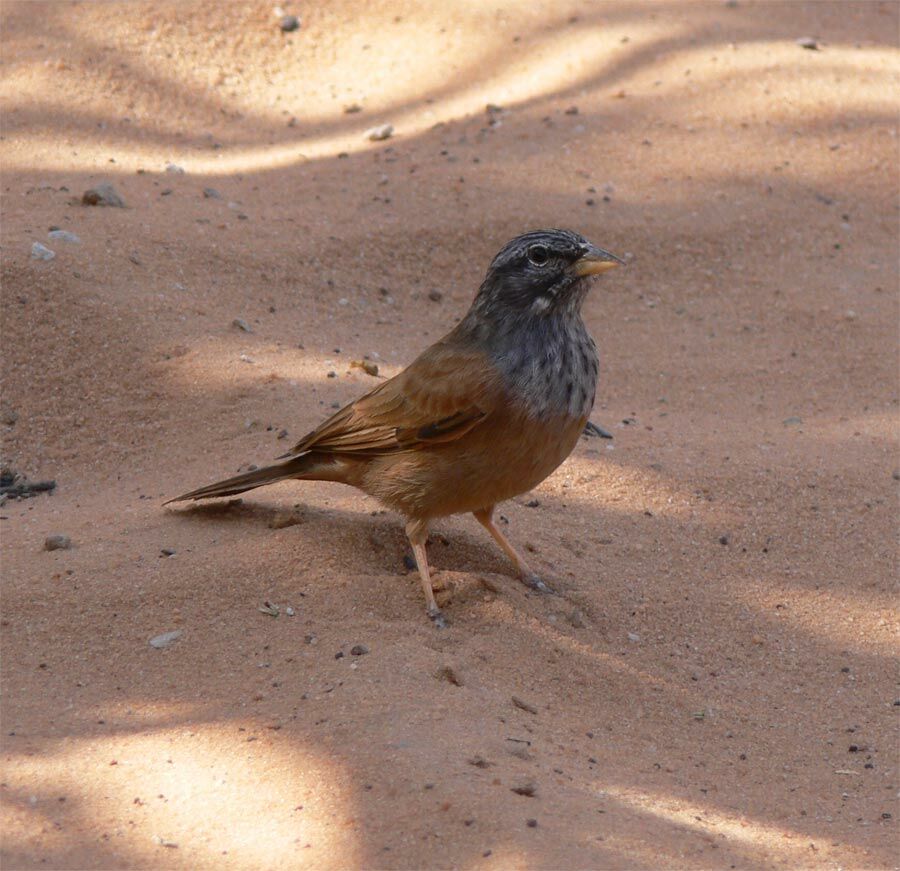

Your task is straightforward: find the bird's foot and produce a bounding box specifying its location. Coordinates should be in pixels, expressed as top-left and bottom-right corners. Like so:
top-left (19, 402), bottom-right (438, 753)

top-left (427, 605), bottom-right (449, 629)
top-left (522, 573), bottom-right (554, 594)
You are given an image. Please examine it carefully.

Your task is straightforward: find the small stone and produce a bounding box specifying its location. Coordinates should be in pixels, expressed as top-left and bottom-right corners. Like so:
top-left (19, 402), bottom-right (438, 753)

top-left (279, 14), bottom-right (300, 31)
top-left (526, 818), bottom-right (538, 828)
top-left (403, 553), bottom-right (417, 571)
top-left (437, 665), bottom-right (464, 686)
top-left (268, 511), bottom-right (304, 529)
top-left (525, 499), bottom-right (540, 508)
top-left (47, 230), bottom-right (80, 244)
top-left (568, 609), bottom-right (585, 629)
top-left (82, 183), bottom-right (125, 207)
top-left (428, 289), bottom-right (443, 302)
top-left (350, 359), bottom-right (379, 376)
top-left (160, 547), bottom-right (176, 556)
top-left (512, 696), bottom-right (538, 715)
top-left (564, 106), bottom-right (579, 115)
top-left (627, 632), bottom-right (640, 643)
top-left (0, 404), bottom-right (17, 426)
top-left (232, 317), bottom-right (253, 333)
top-left (165, 163), bottom-right (185, 174)
top-left (44, 534), bottom-right (72, 551)
top-left (783, 416), bottom-right (803, 426)
top-left (149, 630), bottom-right (182, 649)
top-left (31, 242), bottom-right (55, 261)
top-left (366, 124), bottom-right (394, 141)
top-left (350, 644), bottom-right (369, 656)
top-left (719, 535), bottom-right (729, 545)
top-left (344, 103), bottom-right (362, 114)
top-left (511, 782), bottom-right (536, 797)
top-left (203, 187), bottom-right (221, 199)
top-left (796, 36), bottom-right (819, 50)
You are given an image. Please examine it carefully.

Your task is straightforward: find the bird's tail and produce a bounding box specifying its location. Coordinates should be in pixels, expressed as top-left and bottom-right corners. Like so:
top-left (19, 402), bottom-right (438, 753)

top-left (165, 453), bottom-right (334, 504)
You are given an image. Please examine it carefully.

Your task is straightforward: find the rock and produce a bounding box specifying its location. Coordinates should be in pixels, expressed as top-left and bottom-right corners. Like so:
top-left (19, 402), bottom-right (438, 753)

top-left (1, 404), bottom-right (18, 426)
top-left (279, 14), bottom-right (300, 31)
top-left (511, 782), bottom-right (536, 797)
top-left (796, 36), bottom-right (819, 50)
top-left (350, 644), bottom-right (369, 656)
top-left (267, 511), bottom-right (304, 529)
top-left (160, 547), bottom-right (176, 556)
top-left (436, 665), bottom-right (464, 686)
top-left (526, 818), bottom-right (538, 828)
top-left (428, 289), bottom-right (443, 302)
top-left (366, 124), bottom-right (394, 141)
top-left (350, 359), bottom-right (378, 376)
top-left (525, 499), bottom-right (540, 508)
top-left (344, 103), bottom-right (362, 114)
top-left (232, 317), bottom-right (253, 333)
top-left (783, 416), bottom-right (803, 426)
top-left (47, 230), bottom-right (81, 244)
top-left (564, 106), bottom-right (579, 115)
top-left (149, 630), bottom-right (182, 649)
top-left (165, 163), bottom-right (185, 174)
top-left (568, 609), bottom-right (585, 629)
top-left (31, 242), bottom-right (55, 261)
top-left (44, 534), bottom-right (72, 551)
top-left (512, 695), bottom-right (538, 715)
top-left (627, 632), bottom-right (640, 643)
top-left (203, 187), bottom-right (222, 199)
top-left (82, 183), bottom-right (125, 207)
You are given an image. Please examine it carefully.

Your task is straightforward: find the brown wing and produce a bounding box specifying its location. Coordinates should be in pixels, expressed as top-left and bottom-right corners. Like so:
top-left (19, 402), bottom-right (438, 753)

top-left (285, 336), bottom-right (500, 457)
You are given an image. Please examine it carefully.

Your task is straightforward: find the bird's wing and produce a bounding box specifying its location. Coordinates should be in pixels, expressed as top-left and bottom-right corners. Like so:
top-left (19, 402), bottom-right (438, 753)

top-left (285, 337), bottom-right (500, 457)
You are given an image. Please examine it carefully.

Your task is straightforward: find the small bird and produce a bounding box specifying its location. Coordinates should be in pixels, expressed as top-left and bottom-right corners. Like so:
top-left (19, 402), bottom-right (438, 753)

top-left (168, 229), bottom-right (623, 624)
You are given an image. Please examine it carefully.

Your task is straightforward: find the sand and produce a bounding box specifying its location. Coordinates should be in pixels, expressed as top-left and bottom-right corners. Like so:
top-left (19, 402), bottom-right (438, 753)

top-left (1, 1), bottom-right (898, 868)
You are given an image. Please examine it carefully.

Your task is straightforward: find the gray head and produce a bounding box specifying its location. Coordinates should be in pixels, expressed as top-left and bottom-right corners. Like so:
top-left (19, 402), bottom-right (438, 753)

top-left (474, 229), bottom-right (623, 319)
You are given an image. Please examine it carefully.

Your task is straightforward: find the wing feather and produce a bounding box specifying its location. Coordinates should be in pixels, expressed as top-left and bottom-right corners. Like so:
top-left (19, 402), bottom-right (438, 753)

top-left (285, 336), bottom-right (497, 457)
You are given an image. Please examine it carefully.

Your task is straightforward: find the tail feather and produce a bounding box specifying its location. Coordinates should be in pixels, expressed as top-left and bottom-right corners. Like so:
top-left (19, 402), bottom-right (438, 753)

top-left (165, 453), bottom-right (327, 504)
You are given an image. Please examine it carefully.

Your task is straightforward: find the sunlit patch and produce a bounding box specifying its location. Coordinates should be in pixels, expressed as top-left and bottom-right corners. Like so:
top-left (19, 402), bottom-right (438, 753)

top-left (602, 786), bottom-right (856, 867)
top-left (1, 720), bottom-right (361, 869)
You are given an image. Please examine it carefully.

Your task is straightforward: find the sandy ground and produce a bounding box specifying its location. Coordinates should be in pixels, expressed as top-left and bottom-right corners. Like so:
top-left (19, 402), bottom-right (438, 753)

top-left (1, 1), bottom-right (898, 868)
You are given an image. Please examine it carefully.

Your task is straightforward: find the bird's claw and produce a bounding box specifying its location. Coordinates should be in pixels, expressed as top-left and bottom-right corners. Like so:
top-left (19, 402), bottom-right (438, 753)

top-left (428, 606), bottom-right (449, 628)
top-left (523, 573), bottom-right (554, 594)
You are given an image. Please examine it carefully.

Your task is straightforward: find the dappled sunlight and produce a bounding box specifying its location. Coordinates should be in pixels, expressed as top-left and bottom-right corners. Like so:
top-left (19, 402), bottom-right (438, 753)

top-left (603, 785), bottom-right (856, 868)
top-left (737, 575), bottom-right (897, 657)
top-left (1, 720), bottom-right (362, 870)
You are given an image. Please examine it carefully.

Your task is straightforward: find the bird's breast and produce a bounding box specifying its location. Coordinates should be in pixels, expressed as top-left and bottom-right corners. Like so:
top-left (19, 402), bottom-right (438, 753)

top-left (494, 318), bottom-right (599, 421)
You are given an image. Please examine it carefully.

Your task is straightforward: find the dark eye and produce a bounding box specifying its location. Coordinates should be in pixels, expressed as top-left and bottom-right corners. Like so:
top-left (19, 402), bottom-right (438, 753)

top-left (527, 244), bottom-right (549, 266)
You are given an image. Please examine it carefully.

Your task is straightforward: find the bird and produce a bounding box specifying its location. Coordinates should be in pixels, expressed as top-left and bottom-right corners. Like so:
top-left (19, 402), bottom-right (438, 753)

top-left (167, 229), bottom-right (623, 625)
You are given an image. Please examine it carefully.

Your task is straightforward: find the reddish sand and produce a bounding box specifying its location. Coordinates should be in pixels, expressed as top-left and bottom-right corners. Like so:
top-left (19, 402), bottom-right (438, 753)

top-left (1, 2), bottom-right (897, 868)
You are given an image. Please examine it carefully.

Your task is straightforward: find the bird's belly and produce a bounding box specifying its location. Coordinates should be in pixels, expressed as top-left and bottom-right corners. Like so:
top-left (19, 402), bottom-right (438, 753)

top-left (360, 412), bottom-right (586, 519)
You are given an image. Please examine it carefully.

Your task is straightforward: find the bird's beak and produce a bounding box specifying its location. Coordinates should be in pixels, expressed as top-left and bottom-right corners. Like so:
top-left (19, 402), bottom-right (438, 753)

top-left (571, 245), bottom-right (625, 277)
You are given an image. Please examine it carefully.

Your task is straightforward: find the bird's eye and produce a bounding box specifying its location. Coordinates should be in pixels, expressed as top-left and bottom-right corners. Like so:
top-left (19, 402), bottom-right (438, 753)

top-left (527, 245), bottom-right (550, 266)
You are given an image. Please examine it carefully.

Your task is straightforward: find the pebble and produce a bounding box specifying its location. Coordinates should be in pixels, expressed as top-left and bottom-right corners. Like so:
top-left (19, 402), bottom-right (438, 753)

top-left (31, 242), bottom-right (55, 261)
top-left (344, 103), bottom-right (362, 114)
top-left (350, 644), bottom-right (369, 656)
top-left (568, 609), bottom-right (586, 629)
top-left (160, 547), bottom-right (176, 557)
top-left (428, 289), bottom-right (443, 302)
top-left (1, 404), bottom-right (18, 426)
top-left (526, 818), bottom-right (538, 828)
top-left (796, 36), bottom-right (820, 50)
top-left (165, 163), bottom-right (185, 174)
top-left (512, 695), bottom-right (538, 715)
top-left (82, 183), bottom-right (125, 207)
top-left (48, 230), bottom-right (80, 244)
top-left (267, 511), bottom-right (304, 529)
top-left (44, 534), bottom-right (72, 551)
top-left (279, 14), bottom-right (300, 31)
top-left (511, 782), bottom-right (537, 797)
top-left (366, 124), bottom-right (394, 141)
top-left (149, 630), bottom-right (182, 649)
top-left (525, 499), bottom-right (540, 508)
top-left (203, 187), bottom-right (222, 199)
top-left (627, 632), bottom-right (641, 643)
top-left (783, 416), bottom-right (803, 426)
top-left (232, 317), bottom-right (253, 333)
top-left (437, 665), bottom-right (464, 686)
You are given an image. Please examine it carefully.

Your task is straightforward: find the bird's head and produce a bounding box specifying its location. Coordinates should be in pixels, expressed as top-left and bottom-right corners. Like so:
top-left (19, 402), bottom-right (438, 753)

top-left (474, 228), bottom-right (623, 319)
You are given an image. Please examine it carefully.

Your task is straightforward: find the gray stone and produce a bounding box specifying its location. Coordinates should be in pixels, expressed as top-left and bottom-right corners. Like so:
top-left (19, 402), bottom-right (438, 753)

top-left (44, 534), bottom-right (72, 551)
top-left (366, 124), bottom-right (394, 141)
top-left (82, 183), bottom-right (125, 207)
top-left (48, 230), bottom-right (81, 244)
top-left (31, 242), bottom-right (55, 261)
top-left (149, 630), bottom-right (182, 649)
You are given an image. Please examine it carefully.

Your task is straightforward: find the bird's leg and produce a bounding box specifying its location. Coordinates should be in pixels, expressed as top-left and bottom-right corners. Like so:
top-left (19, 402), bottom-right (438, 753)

top-left (473, 506), bottom-right (553, 593)
top-left (405, 518), bottom-right (447, 627)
